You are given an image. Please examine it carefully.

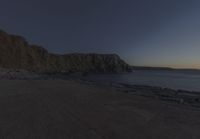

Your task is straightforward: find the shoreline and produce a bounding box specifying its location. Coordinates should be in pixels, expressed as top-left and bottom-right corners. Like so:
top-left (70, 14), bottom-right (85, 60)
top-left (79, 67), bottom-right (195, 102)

top-left (0, 68), bottom-right (200, 108)
top-left (77, 79), bottom-right (200, 108)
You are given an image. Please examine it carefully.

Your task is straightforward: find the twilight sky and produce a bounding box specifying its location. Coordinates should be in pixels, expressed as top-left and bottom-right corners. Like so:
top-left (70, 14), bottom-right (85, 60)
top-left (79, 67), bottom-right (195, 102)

top-left (0, 0), bottom-right (200, 68)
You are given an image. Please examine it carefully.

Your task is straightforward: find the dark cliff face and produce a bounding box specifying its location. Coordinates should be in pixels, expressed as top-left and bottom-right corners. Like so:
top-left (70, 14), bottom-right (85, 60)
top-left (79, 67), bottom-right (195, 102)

top-left (0, 30), bottom-right (130, 73)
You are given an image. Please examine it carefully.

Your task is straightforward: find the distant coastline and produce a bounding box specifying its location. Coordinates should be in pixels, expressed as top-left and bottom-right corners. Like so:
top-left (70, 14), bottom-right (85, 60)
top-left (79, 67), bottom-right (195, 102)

top-left (132, 66), bottom-right (200, 73)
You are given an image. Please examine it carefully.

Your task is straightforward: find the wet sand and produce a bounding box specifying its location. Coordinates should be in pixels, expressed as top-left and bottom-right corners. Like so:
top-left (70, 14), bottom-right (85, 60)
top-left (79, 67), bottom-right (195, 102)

top-left (0, 80), bottom-right (200, 139)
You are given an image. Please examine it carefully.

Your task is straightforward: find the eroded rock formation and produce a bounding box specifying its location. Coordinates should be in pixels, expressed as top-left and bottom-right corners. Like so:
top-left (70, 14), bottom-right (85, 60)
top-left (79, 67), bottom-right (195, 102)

top-left (0, 30), bottom-right (130, 73)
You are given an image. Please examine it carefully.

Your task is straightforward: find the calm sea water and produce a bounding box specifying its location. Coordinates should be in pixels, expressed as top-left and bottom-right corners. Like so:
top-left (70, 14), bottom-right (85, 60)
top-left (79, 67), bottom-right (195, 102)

top-left (82, 70), bottom-right (200, 92)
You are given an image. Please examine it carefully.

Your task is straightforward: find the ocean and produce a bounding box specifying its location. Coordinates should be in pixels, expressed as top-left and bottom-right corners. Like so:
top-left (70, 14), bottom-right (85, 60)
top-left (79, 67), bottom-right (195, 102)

top-left (82, 70), bottom-right (200, 92)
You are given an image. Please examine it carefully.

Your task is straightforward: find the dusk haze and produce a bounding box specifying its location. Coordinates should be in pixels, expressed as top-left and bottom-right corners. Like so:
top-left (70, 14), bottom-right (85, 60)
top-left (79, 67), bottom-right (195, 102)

top-left (0, 0), bottom-right (200, 68)
top-left (0, 0), bottom-right (200, 139)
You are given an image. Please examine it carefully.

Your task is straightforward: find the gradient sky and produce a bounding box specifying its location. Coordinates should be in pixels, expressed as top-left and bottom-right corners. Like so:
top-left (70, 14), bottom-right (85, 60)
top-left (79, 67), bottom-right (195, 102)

top-left (0, 0), bottom-right (200, 68)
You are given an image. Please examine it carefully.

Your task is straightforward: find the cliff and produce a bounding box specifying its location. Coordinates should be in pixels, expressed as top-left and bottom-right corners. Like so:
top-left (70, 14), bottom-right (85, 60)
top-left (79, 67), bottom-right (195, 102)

top-left (0, 30), bottom-right (130, 73)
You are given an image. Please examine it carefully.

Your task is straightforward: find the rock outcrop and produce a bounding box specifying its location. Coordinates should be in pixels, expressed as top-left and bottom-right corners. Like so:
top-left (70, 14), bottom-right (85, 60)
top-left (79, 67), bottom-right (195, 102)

top-left (0, 30), bottom-right (130, 73)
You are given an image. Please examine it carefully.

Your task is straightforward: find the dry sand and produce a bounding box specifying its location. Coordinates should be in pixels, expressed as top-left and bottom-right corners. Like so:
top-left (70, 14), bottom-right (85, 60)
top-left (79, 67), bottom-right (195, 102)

top-left (0, 80), bottom-right (199, 139)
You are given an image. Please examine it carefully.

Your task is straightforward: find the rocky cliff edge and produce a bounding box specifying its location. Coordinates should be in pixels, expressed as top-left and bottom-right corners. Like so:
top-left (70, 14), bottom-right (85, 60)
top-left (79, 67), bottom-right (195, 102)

top-left (0, 30), bottom-right (130, 74)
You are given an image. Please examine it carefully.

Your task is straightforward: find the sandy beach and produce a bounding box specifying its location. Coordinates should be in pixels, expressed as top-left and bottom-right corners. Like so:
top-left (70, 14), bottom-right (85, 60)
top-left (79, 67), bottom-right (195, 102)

top-left (0, 80), bottom-right (199, 139)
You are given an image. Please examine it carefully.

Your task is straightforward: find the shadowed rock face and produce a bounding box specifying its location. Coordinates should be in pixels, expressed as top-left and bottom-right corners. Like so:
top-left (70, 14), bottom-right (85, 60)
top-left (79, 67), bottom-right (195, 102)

top-left (0, 30), bottom-right (130, 73)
